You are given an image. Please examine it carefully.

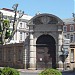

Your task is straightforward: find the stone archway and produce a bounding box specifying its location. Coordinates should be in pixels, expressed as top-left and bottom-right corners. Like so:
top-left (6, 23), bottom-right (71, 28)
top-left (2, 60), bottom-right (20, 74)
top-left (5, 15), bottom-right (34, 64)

top-left (36, 34), bottom-right (56, 69)
top-left (28, 13), bottom-right (63, 70)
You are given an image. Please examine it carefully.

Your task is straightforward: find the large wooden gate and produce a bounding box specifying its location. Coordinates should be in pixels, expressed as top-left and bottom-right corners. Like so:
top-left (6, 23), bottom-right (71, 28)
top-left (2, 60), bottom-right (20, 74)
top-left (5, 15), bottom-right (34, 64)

top-left (36, 47), bottom-right (52, 69)
top-left (36, 35), bottom-right (56, 69)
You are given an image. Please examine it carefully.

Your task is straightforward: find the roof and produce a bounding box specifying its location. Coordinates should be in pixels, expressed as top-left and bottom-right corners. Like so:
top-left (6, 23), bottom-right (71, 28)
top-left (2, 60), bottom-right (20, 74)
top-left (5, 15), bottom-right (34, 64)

top-left (0, 8), bottom-right (32, 20)
top-left (2, 8), bottom-right (14, 12)
top-left (62, 18), bottom-right (75, 24)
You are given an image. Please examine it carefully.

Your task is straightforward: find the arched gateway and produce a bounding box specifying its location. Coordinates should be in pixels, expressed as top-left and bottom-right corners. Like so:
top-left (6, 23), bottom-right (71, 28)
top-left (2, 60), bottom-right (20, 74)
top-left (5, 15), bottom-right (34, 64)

top-left (27, 13), bottom-right (64, 70)
top-left (36, 35), bottom-right (56, 69)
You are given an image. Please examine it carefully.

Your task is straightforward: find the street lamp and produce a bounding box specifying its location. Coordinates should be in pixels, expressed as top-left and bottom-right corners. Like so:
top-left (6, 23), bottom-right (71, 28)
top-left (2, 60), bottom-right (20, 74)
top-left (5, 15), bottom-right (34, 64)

top-left (59, 38), bottom-right (70, 71)
top-left (60, 39), bottom-right (70, 71)
top-left (72, 13), bottom-right (75, 22)
top-left (18, 10), bottom-right (24, 18)
top-left (12, 4), bottom-right (18, 11)
top-left (61, 48), bottom-right (69, 71)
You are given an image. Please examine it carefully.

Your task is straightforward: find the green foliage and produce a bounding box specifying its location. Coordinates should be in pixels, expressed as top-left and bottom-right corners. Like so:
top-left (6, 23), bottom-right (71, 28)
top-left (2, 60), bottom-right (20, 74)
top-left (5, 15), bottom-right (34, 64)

top-left (0, 32), bottom-right (2, 34)
top-left (5, 29), bottom-right (10, 39)
top-left (3, 19), bottom-right (10, 28)
top-left (0, 67), bottom-right (20, 75)
top-left (39, 68), bottom-right (62, 75)
top-left (0, 68), bottom-right (3, 75)
top-left (0, 19), bottom-right (10, 42)
top-left (0, 25), bottom-right (2, 32)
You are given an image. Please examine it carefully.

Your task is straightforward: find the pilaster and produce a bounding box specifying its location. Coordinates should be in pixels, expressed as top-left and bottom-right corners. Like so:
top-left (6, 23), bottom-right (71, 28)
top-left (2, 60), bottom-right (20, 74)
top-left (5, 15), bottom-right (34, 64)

top-left (28, 32), bottom-right (36, 70)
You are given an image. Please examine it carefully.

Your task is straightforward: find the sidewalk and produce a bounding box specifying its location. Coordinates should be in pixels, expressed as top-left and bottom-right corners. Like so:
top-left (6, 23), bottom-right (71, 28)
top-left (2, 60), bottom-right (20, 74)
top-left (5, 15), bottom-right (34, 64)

top-left (18, 68), bottom-right (75, 74)
top-left (17, 69), bottom-right (43, 73)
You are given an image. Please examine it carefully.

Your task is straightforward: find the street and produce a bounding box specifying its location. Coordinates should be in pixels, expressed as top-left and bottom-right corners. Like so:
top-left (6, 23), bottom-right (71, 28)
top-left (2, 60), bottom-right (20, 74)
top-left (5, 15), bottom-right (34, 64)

top-left (62, 71), bottom-right (75, 75)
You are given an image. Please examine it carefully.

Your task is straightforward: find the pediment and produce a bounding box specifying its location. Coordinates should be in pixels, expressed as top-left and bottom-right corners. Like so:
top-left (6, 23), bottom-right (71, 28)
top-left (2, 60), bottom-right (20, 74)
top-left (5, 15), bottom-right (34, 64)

top-left (28, 13), bottom-right (63, 25)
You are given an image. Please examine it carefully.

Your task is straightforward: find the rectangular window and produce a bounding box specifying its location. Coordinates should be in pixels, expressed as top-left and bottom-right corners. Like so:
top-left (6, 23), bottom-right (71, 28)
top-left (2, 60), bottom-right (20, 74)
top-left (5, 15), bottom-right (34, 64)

top-left (70, 25), bottom-right (74, 31)
top-left (64, 35), bottom-right (67, 38)
top-left (20, 32), bottom-right (22, 40)
top-left (24, 22), bottom-right (26, 28)
top-left (67, 34), bottom-right (70, 39)
top-left (70, 49), bottom-right (74, 62)
top-left (20, 23), bottom-right (22, 28)
top-left (63, 26), bottom-right (67, 32)
top-left (70, 35), bottom-right (74, 43)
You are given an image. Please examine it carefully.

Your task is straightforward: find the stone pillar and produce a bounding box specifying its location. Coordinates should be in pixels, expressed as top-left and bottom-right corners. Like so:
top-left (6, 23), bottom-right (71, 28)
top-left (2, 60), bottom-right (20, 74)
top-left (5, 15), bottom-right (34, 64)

top-left (28, 32), bottom-right (36, 70)
top-left (58, 32), bottom-right (62, 52)
top-left (57, 32), bottom-right (63, 70)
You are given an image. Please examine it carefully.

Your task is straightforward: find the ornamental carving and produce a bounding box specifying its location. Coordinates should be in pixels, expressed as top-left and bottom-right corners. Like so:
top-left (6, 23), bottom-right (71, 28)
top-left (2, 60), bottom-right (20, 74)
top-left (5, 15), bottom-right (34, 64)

top-left (41, 16), bottom-right (51, 24)
top-left (33, 17), bottom-right (43, 24)
top-left (33, 15), bottom-right (58, 25)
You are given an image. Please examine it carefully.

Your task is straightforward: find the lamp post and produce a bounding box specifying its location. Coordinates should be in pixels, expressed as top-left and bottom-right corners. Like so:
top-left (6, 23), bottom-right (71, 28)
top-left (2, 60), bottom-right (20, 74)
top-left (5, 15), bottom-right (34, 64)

top-left (18, 10), bottom-right (24, 18)
top-left (61, 48), bottom-right (69, 71)
top-left (72, 13), bottom-right (75, 22)
top-left (61, 39), bottom-right (70, 71)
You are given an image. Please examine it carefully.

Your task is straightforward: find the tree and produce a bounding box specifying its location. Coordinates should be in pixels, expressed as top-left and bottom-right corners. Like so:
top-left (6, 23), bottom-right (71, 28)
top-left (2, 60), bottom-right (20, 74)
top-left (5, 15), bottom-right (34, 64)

top-left (0, 12), bottom-right (10, 44)
top-left (0, 4), bottom-right (24, 45)
top-left (0, 19), bottom-right (10, 44)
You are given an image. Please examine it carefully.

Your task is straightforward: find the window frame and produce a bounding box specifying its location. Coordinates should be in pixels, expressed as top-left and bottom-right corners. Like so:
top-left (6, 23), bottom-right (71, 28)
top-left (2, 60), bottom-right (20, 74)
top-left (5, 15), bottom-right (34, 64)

top-left (70, 34), bottom-right (74, 43)
top-left (70, 49), bottom-right (74, 63)
top-left (20, 32), bottom-right (22, 40)
top-left (20, 22), bottom-right (22, 28)
top-left (63, 26), bottom-right (67, 32)
top-left (70, 25), bottom-right (74, 31)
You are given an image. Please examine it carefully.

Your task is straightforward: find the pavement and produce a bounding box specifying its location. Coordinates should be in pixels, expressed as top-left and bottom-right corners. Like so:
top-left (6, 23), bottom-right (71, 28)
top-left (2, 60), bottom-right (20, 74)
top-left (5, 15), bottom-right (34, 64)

top-left (1, 67), bottom-right (75, 75)
top-left (17, 69), bottom-right (42, 73)
top-left (62, 70), bottom-right (75, 75)
top-left (17, 69), bottom-right (72, 73)
top-left (18, 69), bottom-right (75, 75)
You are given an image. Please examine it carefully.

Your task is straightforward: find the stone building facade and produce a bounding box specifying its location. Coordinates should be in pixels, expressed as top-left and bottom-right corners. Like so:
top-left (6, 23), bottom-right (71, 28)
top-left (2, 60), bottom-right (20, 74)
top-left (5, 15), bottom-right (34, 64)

top-left (63, 18), bottom-right (75, 70)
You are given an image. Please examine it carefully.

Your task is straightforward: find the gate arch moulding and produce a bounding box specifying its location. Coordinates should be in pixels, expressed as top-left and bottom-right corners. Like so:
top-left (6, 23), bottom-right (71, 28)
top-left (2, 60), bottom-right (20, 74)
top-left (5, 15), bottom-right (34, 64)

top-left (27, 13), bottom-right (63, 25)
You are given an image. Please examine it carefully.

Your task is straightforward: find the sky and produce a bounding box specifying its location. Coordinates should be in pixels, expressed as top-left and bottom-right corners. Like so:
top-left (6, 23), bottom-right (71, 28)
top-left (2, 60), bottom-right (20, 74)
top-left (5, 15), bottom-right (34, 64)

top-left (0, 0), bottom-right (74, 19)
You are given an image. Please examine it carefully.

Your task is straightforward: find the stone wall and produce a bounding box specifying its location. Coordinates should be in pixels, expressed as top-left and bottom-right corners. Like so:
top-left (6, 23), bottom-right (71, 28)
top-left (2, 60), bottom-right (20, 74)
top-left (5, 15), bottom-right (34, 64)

top-left (0, 43), bottom-right (24, 69)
